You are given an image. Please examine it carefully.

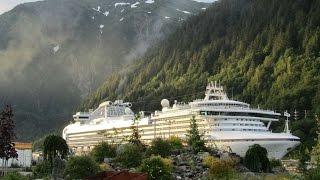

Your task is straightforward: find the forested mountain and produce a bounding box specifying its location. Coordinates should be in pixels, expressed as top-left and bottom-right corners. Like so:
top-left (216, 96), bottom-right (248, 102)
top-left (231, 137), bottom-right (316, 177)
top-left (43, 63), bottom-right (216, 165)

top-left (0, 0), bottom-right (211, 140)
top-left (80, 0), bottom-right (320, 152)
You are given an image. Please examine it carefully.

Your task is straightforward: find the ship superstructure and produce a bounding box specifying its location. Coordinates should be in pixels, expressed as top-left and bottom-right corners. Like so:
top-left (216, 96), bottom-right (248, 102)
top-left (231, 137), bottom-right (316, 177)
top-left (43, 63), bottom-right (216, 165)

top-left (63, 82), bottom-right (300, 159)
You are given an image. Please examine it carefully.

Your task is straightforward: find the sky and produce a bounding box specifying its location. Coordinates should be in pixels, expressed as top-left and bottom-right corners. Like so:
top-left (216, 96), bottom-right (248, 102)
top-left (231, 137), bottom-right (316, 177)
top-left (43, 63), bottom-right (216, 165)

top-left (0, 0), bottom-right (40, 14)
top-left (0, 0), bottom-right (218, 15)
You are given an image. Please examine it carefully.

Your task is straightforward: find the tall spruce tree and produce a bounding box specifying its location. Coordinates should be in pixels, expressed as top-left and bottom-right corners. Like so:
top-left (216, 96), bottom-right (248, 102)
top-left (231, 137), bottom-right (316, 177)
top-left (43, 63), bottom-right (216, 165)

top-left (0, 105), bottom-right (18, 176)
top-left (311, 115), bottom-right (320, 165)
top-left (186, 116), bottom-right (206, 153)
top-left (129, 114), bottom-right (143, 147)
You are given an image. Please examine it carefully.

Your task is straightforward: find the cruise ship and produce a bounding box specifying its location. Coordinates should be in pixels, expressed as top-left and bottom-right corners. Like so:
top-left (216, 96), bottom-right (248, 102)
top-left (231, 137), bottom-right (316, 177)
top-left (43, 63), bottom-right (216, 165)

top-left (63, 81), bottom-right (300, 159)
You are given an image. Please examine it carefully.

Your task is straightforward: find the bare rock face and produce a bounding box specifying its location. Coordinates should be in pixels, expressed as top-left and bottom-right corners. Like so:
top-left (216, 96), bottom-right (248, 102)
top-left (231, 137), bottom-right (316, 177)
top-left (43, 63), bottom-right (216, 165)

top-left (171, 150), bottom-right (211, 180)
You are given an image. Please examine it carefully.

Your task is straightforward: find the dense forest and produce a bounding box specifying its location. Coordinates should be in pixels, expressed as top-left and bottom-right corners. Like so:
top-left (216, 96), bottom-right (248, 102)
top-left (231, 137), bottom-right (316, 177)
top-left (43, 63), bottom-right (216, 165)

top-left (80, 0), bottom-right (320, 153)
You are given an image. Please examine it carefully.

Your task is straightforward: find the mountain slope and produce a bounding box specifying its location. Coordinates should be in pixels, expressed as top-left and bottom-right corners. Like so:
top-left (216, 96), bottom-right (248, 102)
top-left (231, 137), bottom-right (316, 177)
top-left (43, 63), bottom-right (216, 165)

top-left (0, 0), bottom-right (211, 140)
top-left (80, 0), bottom-right (320, 148)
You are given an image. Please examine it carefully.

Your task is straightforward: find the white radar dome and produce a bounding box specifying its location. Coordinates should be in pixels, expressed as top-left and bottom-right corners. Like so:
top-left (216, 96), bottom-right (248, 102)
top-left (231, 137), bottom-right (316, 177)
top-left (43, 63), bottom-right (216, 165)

top-left (125, 107), bottom-right (132, 114)
top-left (161, 99), bottom-right (170, 107)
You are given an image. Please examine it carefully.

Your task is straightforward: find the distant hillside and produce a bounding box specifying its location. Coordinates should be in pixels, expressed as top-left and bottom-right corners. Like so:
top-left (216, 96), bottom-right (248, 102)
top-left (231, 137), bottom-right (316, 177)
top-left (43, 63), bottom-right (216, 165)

top-left (81, 0), bottom-right (320, 150)
top-left (0, 0), bottom-right (210, 140)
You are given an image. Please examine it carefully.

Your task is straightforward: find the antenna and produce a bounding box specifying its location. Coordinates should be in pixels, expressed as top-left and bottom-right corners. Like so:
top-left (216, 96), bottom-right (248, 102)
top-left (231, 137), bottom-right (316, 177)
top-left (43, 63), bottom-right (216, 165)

top-left (284, 110), bottom-right (291, 133)
top-left (231, 87), bottom-right (234, 100)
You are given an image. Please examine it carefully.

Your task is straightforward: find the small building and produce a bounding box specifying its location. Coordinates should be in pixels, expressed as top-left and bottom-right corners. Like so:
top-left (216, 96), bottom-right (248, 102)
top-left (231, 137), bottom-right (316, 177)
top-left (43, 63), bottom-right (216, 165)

top-left (0, 142), bottom-right (32, 168)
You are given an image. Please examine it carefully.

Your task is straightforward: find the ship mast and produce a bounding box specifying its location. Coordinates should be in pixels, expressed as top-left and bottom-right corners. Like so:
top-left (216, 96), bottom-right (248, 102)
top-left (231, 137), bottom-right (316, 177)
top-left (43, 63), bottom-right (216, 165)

top-left (204, 81), bottom-right (228, 101)
top-left (284, 111), bottom-right (291, 133)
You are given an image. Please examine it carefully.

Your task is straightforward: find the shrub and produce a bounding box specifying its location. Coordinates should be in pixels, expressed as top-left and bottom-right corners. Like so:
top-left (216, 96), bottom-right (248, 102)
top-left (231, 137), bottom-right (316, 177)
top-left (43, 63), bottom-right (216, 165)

top-left (203, 155), bottom-right (237, 179)
top-left (244, 144), bottom-right (271, 172)
top-left (168, 136), bottom-right (183, 150)
top-left (64, 156), bottom-right (99, 180)
top-left (2, 172), bottom-right (28, 180)
top-left (10, 163), bottom-right (21, 168)
top-left (148, 138), bottom-right (172, 157)
top-left (99, 163), bottom-right (111, 171)
top-left (52, 157), bottom-right (66, 179)
top-left (32, 160), bottom-right (52, 178)
top-left (304, 167), bottom-right (320, 180)
top-left (139, 156), bottom-right (173, 180)
top-left (91, 142), bottom-right (116, 163)
top-left (270, 159), bottom-right (282, 168)
top-left (115, 143), bottom-right (143, 168)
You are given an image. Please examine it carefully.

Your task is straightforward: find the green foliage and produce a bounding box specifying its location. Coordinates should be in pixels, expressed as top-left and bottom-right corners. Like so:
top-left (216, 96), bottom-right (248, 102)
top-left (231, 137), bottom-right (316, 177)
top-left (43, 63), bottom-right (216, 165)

top-left (129, 114), bottom-right (144, 148)
top-left (244, 144), bottom-right (271, 173)
top-left (43, 135), bottom-right (68, 167)
top-left (304, 167), bottom-right (320, 180)
top-left (168, 136), bottom-right (183, 151)
top-left (91, 142), bottom-right (116, 163)
top-left (139, 155), bottom-right (173, 180)
top-left (186, 116), bottom-right (206, 153)
top-left (269, 159), bottom-right (282, 168)
top-left (115, 143), bottom-right (144, 168)
top-left (311, 115), bottom-right (320, 164)
top-left (2, 171), bottom-right (29, 180)
top-left (32, 160), bottom-right (52, 178)
top-left (203, 155), bottom-right (238, 179)
top-left (147, 138), bottom-right (172, 157)
top-left (64, 156), bottom-right (99, 180)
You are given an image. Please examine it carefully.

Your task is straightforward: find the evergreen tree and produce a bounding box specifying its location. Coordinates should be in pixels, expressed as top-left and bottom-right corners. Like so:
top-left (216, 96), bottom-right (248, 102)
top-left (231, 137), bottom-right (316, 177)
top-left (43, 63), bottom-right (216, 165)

top-left (311, 115), bottom-right (320, 165)
top-left (129, 114), bottom-right (143, 147)
top-left (186, 116), bottom-right (206, 153)
top-left (0, 105), bottom-right (18, 176)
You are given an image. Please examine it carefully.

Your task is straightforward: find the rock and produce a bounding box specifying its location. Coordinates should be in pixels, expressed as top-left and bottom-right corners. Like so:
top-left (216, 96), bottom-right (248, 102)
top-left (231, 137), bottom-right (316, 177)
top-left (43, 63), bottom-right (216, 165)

top-left (104, 157), bottom-right (113, 163)
top-left (242, 172), bottom-right (257, 179)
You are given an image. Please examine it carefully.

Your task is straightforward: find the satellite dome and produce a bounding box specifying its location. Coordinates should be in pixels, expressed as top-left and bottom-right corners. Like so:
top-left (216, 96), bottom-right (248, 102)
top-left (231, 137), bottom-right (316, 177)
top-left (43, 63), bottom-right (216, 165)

top-left (161, 99), bottom-right (170, 107)
top-left (125, 107), bottom-right (132, 114)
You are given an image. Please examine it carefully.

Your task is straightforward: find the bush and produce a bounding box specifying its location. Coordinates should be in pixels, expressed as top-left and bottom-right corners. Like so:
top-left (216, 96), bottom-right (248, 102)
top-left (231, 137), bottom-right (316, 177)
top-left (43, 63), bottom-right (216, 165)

top-left (32, 160), bottom-right (52, 178)
top-left (64, 156), bottom-right (99, 180)
top-left (304, 167), bottom-right (320, 180)
top-left (115, 143), bottom-right (143, 168)
top-left (168, 136), bottom-right (183, 150)
top-left (270, 159), bottom-right (282, 168)
top-left (203, 155), bottom-right (238, 178)
top-left (244, 144), bottom-right (271, 172)
top-left (147, 138), bottom-right (172, 157)
top-left (139, 156), bottom-right (173, 180)
top-left (10, 163), bottom-right (21, 168)
top-left (2, 172), bottom-right (28, 180)
top-left (91, 142), bottom-right (116, 163)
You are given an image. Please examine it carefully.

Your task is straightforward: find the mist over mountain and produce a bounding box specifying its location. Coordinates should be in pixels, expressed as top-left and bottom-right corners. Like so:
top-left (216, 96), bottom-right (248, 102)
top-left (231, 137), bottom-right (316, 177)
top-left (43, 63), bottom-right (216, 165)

top-left (0, 0), bottom-right (211, 140)
top-left (80, 0), bottom-right (320, 149)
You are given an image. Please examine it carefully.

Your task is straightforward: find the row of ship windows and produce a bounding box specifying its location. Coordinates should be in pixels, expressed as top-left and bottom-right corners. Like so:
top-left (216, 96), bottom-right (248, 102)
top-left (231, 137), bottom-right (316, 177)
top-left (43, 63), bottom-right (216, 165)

top-left (197, 103), bottom-right (248, 108)
top-left (215, 128), bottom-right (267, 132)
top-left (222, 118), bottom-right (257, 122)
top-left (200, 111), bottom-right (278, 119)
top-left (213, 123), bottom-right (264, 127)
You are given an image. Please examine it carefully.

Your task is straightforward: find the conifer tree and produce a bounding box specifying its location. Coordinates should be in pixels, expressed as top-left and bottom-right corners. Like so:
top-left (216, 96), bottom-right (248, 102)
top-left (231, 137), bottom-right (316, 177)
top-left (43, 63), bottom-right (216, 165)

top-left (311, 115), bottom-right (320, 165)
top-left (186, 116), bottom-right (206, 153)
top-left (129, 114), bottom-right (143, 146)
